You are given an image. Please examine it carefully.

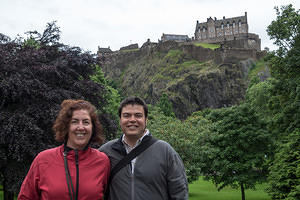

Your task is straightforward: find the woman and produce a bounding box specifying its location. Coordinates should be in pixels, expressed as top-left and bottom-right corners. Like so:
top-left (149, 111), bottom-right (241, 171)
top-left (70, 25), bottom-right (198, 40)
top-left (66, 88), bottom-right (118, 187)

top-left (18, 99), bottom-right (110, 200)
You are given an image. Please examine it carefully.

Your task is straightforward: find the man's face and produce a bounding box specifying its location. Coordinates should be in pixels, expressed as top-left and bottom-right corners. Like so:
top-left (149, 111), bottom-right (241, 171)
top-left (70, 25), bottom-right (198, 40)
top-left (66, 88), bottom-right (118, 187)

top-left (120, 104), bottom-right (147, 138)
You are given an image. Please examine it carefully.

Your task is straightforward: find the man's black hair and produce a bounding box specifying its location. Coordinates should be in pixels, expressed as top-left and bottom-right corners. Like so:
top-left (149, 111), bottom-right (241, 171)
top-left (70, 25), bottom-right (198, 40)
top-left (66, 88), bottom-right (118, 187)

top-left (118, 96), bottom-right (148, 118)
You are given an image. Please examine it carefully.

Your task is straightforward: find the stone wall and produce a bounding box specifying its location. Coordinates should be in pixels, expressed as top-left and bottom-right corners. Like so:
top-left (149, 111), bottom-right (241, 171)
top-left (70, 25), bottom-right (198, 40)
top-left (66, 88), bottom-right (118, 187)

top-left (99, 40), bottom-right (261, 75)
top-left (119, 43), bottom-right (139, 51)
top-left (99, 50), bottom-right (141, 78)
top-left (195, 33), bottom-right (261, 51)
top-left (214, 48), bottom-right (258, 64)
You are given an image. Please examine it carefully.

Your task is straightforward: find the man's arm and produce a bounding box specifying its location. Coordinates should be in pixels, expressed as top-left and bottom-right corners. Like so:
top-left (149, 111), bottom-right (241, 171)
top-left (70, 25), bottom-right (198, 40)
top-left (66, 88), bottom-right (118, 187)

top-left (167, 150), bottom-right (189, 200)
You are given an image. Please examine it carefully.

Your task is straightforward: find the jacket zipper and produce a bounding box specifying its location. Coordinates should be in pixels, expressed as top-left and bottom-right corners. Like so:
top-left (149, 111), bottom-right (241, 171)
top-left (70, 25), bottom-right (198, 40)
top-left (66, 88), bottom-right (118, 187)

top-left (75, 150), bottom-right (79, 200)
top-left (131, 171), bottom-right (134, 200)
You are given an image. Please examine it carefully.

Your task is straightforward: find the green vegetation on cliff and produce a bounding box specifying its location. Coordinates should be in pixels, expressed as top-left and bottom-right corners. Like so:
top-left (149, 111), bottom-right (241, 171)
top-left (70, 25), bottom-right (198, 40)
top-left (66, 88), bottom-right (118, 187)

top-left (193, 42), bottom-right (220, 50)
top-left (101, 44), bottom-right (250, 119)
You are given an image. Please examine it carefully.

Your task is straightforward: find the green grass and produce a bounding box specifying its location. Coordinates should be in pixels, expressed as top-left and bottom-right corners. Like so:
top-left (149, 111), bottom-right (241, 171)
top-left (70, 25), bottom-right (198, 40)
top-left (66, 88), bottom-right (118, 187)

top-left (119, 48), bottom-right (139, 52)
top-left (0, 185), bottom-right (17, 200)
top-left (0, 178), bottom-right (270, 200)
top-left (193, 42), bottom-right (220, 50)
top-left (189, 177), bottom-right (271, 200)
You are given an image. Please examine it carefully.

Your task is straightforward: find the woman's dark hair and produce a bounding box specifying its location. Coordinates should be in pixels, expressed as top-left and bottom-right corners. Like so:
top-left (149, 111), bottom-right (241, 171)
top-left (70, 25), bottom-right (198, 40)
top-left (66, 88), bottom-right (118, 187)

top-left (52, 99), bottom-right (104, 145)
top-left (118, 96), bottom-right (148, 118)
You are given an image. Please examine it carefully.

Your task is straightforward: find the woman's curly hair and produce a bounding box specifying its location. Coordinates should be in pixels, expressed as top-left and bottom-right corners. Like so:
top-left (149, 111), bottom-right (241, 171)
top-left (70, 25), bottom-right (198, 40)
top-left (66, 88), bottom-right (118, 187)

top-left (52, 99), bottom-right (104, 145)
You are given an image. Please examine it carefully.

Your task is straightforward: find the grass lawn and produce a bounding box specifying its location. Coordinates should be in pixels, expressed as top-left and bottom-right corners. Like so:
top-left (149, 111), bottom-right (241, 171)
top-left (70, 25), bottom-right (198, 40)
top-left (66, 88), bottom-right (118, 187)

top-left (0, 186), bottom-right (17, 200)
top-left (0, 178), bottom-right (270, 200)
top-left (189, 177), bottom-right (271, 200)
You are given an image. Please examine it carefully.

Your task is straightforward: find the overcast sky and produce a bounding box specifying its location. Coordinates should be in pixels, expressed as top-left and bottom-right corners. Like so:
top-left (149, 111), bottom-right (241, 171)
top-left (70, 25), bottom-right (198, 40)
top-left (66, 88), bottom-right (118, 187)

top-left (1, 0), bottom-right (299, 53)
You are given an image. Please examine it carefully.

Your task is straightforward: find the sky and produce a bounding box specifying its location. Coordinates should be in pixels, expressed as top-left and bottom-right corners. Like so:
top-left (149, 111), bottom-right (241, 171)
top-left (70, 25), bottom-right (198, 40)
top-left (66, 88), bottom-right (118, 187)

top-left (1, 0), bottom-right (299, 53)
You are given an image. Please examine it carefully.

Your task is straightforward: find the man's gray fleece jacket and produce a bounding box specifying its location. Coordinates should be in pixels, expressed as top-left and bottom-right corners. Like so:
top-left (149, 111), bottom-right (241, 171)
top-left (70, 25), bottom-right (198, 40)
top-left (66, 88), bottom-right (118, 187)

top-left (99, 134), bottom-right (188, 200)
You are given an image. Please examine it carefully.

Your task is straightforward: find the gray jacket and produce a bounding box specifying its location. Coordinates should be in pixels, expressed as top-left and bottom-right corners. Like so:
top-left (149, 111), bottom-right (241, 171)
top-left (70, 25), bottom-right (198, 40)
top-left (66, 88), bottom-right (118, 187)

top-left (99, 134), bottom-right (188, 200)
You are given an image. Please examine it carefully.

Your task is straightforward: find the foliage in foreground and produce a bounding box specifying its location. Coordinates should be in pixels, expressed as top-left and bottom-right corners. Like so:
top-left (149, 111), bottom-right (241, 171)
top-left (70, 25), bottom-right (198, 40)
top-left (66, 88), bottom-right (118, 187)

top-left (147, 105), bottom-right (211, 183)
top-left (266, 130), bottom-right (300, 200)
top-left (262, 4), bottom-right (300, 199)
top-left (0, 22), bottom-right (118, 197)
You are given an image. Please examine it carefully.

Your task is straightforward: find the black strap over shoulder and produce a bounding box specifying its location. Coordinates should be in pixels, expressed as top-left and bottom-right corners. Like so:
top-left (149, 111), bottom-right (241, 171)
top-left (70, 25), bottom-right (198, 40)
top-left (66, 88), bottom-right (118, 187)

top-left (104, 136), bottom-right (157, 200)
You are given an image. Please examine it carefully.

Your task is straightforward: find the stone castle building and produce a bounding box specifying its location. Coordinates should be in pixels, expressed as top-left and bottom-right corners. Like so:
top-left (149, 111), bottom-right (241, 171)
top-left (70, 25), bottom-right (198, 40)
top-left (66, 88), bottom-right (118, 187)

top-left (194, 12), bottom-right (261, 50)
top-left (161, 33), bottom-right (190, 42)
top-left (99, 12), bottom-right (261, 54)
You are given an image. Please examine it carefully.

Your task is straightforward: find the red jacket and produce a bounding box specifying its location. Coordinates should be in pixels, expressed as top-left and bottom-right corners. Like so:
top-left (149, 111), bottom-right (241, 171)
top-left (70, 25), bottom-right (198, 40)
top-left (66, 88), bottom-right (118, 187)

top-left (18, 145), bottom-right (110, 200)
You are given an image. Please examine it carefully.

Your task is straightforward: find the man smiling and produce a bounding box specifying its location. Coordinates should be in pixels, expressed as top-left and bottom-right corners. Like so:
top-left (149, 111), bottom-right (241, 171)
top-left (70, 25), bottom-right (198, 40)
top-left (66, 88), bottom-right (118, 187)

top-left (99, 96), bottom-right (188, 200)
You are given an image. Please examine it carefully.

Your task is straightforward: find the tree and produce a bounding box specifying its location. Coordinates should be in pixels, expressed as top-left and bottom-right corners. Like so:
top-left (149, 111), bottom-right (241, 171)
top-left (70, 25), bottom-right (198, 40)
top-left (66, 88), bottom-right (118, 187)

top-left (263, 5), bottom-right (300, 199)
top-left (0, 22), bottom-right (117, 199)
top-left (157, 93), bottom-right (175, 117)
top-left (147, 106), bottom-right (211, 183)
top-left (266, 4), bottom-right (300, 78)
top-left (199, 105), bottom-right (272, 200)
top-left (90, 64), bottom-right (121, 140)
top-left (267, 130), bottom-right (300, 200)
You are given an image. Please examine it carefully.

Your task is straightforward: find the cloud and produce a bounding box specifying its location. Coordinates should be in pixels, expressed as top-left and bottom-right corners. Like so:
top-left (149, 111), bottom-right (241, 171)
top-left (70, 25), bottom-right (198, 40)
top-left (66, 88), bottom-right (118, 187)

top-left (1, 0), bottom-right (299, 52)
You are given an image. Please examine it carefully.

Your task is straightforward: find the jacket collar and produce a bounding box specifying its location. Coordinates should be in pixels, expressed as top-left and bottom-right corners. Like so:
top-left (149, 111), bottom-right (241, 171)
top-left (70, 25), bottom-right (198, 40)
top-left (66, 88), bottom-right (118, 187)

top-left (111, 132), bottom-right (153, 155)
top-left (61, 143), bottom-right (91, 161)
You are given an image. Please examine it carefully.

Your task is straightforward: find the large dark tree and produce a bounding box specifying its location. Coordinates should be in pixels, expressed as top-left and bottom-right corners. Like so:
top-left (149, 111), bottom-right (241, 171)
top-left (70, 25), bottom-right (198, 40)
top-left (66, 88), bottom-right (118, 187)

top-left (0, 22), bottom-right (117, 199)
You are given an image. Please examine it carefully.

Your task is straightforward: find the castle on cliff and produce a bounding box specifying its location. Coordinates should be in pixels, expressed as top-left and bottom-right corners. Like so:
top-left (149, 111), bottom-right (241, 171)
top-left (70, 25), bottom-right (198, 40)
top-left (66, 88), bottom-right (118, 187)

top-left (194, 12), bottom-right (261, 50)
top-left (160, 12), bottom-right (261, 51)
top-left (98, 12), bottom-right (261, 55)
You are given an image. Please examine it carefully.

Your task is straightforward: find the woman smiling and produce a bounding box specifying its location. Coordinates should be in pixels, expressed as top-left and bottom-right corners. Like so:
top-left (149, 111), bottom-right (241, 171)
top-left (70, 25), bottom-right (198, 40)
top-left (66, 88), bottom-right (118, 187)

top-left (18, 99), bottom-right (110, 200)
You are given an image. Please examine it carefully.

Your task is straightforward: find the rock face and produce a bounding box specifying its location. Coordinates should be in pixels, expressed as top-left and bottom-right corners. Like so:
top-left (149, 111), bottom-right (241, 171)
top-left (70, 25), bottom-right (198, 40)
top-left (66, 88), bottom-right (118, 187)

top-left (99, 41), bottom-right (263, 119)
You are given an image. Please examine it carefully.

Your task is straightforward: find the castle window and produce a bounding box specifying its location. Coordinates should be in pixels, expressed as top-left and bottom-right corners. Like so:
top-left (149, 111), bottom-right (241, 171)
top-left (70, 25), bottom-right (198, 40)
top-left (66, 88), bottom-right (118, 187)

top-left (239, 21), bottom-right (242, 27)
top-left (227, 22), bottom-right (229, 28)
top-left (221, 24), bottom-right (224, 29)
top-left (233, 22), bottom-right (235, 28)
top-left (203, 27), bottom-right (206, 32)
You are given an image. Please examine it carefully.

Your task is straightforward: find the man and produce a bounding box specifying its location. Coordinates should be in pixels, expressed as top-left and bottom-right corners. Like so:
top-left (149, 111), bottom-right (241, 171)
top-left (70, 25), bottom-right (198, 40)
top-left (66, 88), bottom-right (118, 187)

top-left (99, 96), bottom-right (188, 200)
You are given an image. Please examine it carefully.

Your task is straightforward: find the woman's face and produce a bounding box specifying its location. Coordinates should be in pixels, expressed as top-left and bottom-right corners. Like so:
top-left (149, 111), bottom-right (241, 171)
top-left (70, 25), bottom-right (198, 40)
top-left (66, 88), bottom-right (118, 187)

top-left (67, 109), bottom-right (93, 150)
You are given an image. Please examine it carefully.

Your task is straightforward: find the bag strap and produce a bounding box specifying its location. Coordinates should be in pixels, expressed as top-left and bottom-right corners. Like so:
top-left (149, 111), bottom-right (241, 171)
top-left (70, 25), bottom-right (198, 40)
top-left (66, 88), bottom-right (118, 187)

top-left (104, 137), bottom-right (157, 199)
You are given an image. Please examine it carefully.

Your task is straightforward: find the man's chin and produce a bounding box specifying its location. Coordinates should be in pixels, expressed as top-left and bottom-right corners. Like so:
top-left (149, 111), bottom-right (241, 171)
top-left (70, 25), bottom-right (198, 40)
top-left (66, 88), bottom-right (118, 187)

top-left (126, 132), bottom-right (139, 136)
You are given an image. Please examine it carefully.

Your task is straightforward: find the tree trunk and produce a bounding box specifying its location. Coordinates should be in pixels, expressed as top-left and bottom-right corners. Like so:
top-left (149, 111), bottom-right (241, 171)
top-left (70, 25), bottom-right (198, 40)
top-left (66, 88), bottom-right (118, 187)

top-left (3, 177), bottom-right (14, 200)
top-left (241, 182), bottom-right (245, 200)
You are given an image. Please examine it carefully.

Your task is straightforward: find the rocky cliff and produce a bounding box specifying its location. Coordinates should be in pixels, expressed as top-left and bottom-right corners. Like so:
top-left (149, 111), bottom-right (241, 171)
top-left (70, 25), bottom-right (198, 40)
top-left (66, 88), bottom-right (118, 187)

top-left (98, 41), bottom-right (266, 119)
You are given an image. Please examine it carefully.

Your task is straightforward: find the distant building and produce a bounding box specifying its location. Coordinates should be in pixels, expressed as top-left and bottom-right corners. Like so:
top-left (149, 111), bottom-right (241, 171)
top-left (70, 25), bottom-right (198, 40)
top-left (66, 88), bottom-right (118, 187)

top-left (161, 33), bottom-right (190, 42)
top-left (97, 46), bottom-right (112, 61)
top-left (195, 12), bottom-right (248, 41)
top-left (97, 46), bottom-right (112, 54)
top-left (194, 12), bottom-right (260, 50)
